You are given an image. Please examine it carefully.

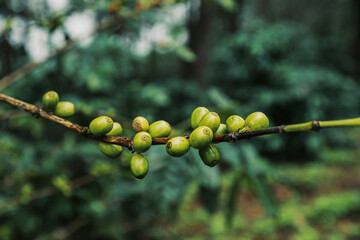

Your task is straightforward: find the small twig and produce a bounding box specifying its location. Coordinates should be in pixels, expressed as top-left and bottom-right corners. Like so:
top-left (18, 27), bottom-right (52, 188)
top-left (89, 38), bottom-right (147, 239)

top-left (0, 175), bottom-right (96, 210)
top-left (44, 217), bottom-right (88, 240)
top-left (0, 62), bottom-right (43, 92)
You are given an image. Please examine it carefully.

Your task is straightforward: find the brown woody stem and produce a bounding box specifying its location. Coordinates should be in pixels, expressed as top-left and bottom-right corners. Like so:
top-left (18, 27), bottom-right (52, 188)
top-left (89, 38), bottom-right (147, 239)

top-left (1, 93), bottom-right (359, 149)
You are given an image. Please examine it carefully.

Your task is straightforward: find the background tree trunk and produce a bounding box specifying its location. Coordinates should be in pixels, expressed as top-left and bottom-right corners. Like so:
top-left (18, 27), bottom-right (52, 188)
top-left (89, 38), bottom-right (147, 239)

top-left (352, 0), bottom-right (360, 80)
top-left (182, 0), bottom-right (214, 88)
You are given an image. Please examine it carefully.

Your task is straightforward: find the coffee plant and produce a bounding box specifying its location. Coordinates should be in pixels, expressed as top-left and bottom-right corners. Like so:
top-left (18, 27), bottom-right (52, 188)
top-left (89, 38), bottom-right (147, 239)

top-left (1, 0), bottom-right (360, 239)
top-left (1, 91), bottom-right (360, 180)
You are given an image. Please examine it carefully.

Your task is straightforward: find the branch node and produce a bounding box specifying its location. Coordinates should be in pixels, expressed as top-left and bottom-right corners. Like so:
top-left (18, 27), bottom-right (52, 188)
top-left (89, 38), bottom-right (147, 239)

top-left (225, 133), bottom-right (238, 142)
top-left (312, 120), bottom-right (320, 132)
top-left (80, 127), bottom-right (89, 136)
top-left (32, 106), bottom-right (41, 118)
top-left (130, 146), bottom-right (135, 153)
top-left (243, 130), bottom-right (252, 140)
top-left (280, 125), bottom-right (286, 134)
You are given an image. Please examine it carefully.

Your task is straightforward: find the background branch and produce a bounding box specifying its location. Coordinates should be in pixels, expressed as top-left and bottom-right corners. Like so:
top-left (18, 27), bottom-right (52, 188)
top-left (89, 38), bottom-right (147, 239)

top-left (0, 0), bottom-right (173, 92)
top-left (47, 217), bottom-right (88, 240)
top-left (0, 61), bottom-right (45, 92)
top-left (0, 174), bottom-right (96, 210)
top-left (0, 15), bottom-right (120, 92)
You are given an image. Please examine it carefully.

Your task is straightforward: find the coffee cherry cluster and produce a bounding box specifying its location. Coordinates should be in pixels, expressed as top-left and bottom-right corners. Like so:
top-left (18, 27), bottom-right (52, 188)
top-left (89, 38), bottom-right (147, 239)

top-left (41, 92), bottom-right (269, 181)
top-left (89, 116), bottom-right (124, 159)
top-left (91, 115), bottom-right (174, 179)
top-left (131, 117), bottom-right (172, 179)
top-left (189, 107), bottom-right (269, 167)
top-left (190, 107), bottom-right (221, 166)
top-left (42, 91), bottom-right (75, 117)
top-left (130, 108), bottom-right (268, 179)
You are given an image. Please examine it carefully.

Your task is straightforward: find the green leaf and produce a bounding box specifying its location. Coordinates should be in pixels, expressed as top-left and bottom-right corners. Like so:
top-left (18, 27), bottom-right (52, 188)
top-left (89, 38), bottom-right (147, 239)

top-left (242, 145), bottom-right (278, 216)
top-left (174, 45), bottom-right (197, 62)
top-left (214, 0), bottom-right (236, 11)
top-left (225, 171), bottom-right (243, 227)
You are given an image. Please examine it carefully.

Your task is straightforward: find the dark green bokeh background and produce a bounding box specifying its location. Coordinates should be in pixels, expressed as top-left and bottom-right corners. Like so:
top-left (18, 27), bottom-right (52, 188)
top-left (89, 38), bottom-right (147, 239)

top-left (1, 0), bottom-right (360, 239)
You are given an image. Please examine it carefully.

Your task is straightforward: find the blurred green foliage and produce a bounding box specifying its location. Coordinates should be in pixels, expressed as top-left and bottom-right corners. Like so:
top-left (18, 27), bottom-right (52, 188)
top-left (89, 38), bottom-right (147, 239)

top-left (1, 0), bottom-right (360, 239)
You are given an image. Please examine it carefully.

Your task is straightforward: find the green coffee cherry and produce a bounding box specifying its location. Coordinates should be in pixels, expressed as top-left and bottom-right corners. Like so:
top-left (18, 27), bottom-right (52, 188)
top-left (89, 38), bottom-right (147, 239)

top-left (226, 115), bottom-right (245, 132)
top-left (214, 123), bottom-right (227, 135)
top-left (107, 122), bottom-right (123, 136)
top-left (245, 112), bottom-right (269, 131)
top-left (120, 150), bottom-right (133, 167)
top-left (133, 131), bottom-right (152, 153)
top-left (42, 91), bottom-right (59, 112)
top-left (189, 126), bottom-right (213, 149)
top-left (89, 116), bottom-right (114, 136)
top-left (132, 116), bottom-right (149, 132)
top-left (199, 112), bottom-right (221, 133)
top-left (130, 154), bottom-right (149, 179)
top-left (54, 101), bottom-right (75, 118)
top-left (191, 107), bottom-right (209, 129)
top-left (199, 144), bottom-right (220, 167)
top-left (148, 120), bottom-right (171, 138)
top-left (166, 137), bottom-right (190, 157)
top-left (98, 142), bottom-right (123, 158)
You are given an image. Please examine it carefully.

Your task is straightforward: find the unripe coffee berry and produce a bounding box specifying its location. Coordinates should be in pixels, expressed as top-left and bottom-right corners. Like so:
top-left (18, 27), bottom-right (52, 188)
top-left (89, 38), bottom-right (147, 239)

top-left (132, 116), bottom-right (149, 132)
top-left (214, 123), bottom-right (227, 135)
top-left (107, 122), bottom-right (123, 136)
top-left (148, 120), bottom-right (171, 138)
top-left (98, 142), bottom-right (123, 158)
top-left (199, 144), bottom-right (220, 167)
top-left (89, 116), bottom-right (114, 136)
top-left (226, 115), bottom-right (245, 132)
top-left (166, 137), bottom-right (190, 157)
top-left (191, 107), bottom-right (209, 129)
top-left (189, 126), bottom-right (213, 149)
top-left (42, 91), bottom-right (59, 112)
top-left (54, 101), bottom-right (75, 118)
top-left (199, 112), bottom-right (221, 133)
top-left (120, 151), bottom-right (133, 167)
top-left (245, 112), bottom-right (269, 131)
top-left (133, 131), bottom-right (152, 153)
top-left (130, 153), bottom-right (149, 179)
